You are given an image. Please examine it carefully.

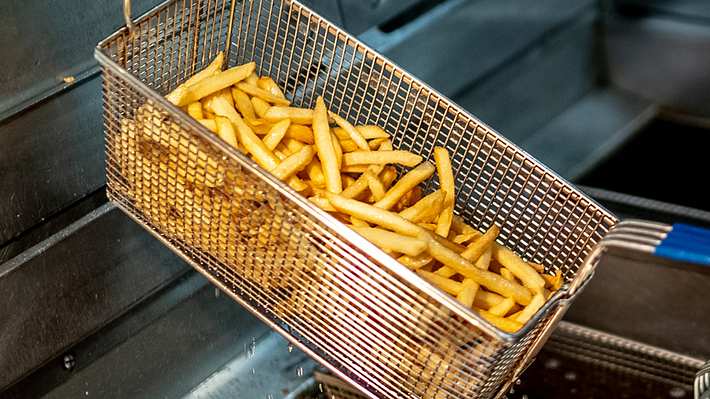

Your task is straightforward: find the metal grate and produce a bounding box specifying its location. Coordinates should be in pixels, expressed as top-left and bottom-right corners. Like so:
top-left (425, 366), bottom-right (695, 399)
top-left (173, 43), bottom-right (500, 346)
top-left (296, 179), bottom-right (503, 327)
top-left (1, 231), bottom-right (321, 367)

top-left (95, 1), bottom-right (617, 398)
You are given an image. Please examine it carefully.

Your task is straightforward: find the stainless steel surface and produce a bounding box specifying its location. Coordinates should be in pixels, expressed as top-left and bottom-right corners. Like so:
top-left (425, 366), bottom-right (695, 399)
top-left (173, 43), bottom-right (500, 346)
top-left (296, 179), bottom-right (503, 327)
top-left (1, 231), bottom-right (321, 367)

top-left (0, 204), bottom-right (190, 390)
top-left (95, 0), bottom-right (615, 397)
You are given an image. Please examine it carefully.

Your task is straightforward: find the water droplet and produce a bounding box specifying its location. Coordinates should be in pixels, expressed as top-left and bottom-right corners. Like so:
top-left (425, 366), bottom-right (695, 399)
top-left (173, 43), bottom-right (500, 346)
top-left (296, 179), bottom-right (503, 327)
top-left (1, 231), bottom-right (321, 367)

top-left (288, 343), bottom-right (294, 353)
top-left (669, 387), bottom-right (686, 398)
top-left (296, 367), bottom-right (303, 377)
top-left (248, 337), bottom-right (257, 358)
top-left (564, 371), bottom-right (577, 381)
top-left (544, 358), bottom-right (561, 369)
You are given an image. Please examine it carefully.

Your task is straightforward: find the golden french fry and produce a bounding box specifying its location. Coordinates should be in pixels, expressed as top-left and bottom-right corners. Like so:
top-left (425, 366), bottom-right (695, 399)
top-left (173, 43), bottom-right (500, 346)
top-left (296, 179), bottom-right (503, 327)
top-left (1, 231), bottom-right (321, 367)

top-left (430, 233), bottom-right (467, 254)
top-left (256, 76), bottom-right (286, 99)
top-left (331, 132), bottom-right (343, 168)
top-left (340, 165), bottom-right (369, 174)
top-left (489, 297), bottom-right (515, 317)
top-left (474, 290), bottom-right (505, 309)
top-left (313, 97), bottom-right (341, 193)
top-left (453, 232), bottom-right (481, 245)
top-left (426, 237), bottom-right (532, 305)
top-left (340, 165), bottom-right (382, 199)
top-left (419, 223), bottom-right (437, 231)
top-left (434, 147), bottom-right (455, 238)
top-left (285, 124), bottom-right (314, 144)
top-left (326, 193), bottom-right (422, 237)
top-left (229, 110), bottom-right (279, 170)
top-left (284, 138), bottom-right (306, 153)
top-left (500, 267), bottom-right (516, 282)
top-left (344, 150), bottom-right (422, 168)
top-left (338, 139), bottom-right (360, 153)
top-left (264, 106), bottom-right (313, 124)
top-left (356, 125), bottom-right (389, 139)
top-left (270, 145), bottom-right (315, 180)
top-left (365, 170), bottom-right (386, 201)
top-left (475, 246), bottom-right (493, 270)
top-left (368, 138), bottom-right (388, 150)
top-left (197, 118), bottom-right (217, 132)
top-left (251, 96), bottom-right (271, 118)
top-left (274, 149), bottom-right (288, 160)
top-left (306, 159), bottom-right (326, 188)
top-left (166, 52), bottom-right (224, 104)
top-left (374, 162), bottom-right (435, 210)
top-left (530, 262), bottom-right (545, 273)
top-left (397, 254), bottom-right (433, 270)
top-left (354, 227), bottom-right (428, 257)
top-left (514, 293), bottom-right (545, 324)
top-left (452, 215), bottom-right (478, 235)
top-left (309, 196), bottom-right (337, 212)
top-left (350, 216), bottom-right (369, 227)
top-left (380, 166), bottom-right (397, 189)
top-left (235, 82), bottom-right (290, 106)
top-left (231, 87), bottom-right (257, 120)
top-left (399, 190), bottom-right (445, 223)
top-left (245, 71), bottom-right (258, 86)
top-left (416, 270), bottom-right (463, 296)
top-left (329, 112), bottom-right (369, 151)
top-left (187, 102), bottom-right (204, 119)
top-left (456, 279), bottom-right (478, 308)
top-left (543, 271), bottom-right (563, 291)
top-left (262, 119), bottom-right (291, 150)
top-left (477, 309), bottom-right (522, 333)
top-left (493, 244), bottom-right (546, 294)
top-left (437, 224), bottom-right (499, 277)
top-left (171, 62), bottom-right (256, 106)
top-left (215, 116), bottom-right (238, 148)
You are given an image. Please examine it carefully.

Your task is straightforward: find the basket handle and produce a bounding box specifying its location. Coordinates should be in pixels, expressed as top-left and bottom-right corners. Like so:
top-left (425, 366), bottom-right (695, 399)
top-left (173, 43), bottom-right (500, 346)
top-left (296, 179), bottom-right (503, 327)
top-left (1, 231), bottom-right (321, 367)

top-left (123, 0), bottom-right (136, 33)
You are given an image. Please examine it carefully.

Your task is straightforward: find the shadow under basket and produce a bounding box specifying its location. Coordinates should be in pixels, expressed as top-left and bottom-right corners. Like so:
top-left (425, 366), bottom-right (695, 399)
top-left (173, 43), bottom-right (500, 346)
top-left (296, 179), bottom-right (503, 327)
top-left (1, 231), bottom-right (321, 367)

top-left (95, 0), bottom-right (616, 397)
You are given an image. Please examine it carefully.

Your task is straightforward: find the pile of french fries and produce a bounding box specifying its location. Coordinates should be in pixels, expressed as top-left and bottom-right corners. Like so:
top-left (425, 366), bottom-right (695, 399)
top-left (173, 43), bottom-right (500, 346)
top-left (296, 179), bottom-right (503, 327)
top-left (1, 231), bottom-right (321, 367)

top-left (126, 51), bottom-right (562, 333)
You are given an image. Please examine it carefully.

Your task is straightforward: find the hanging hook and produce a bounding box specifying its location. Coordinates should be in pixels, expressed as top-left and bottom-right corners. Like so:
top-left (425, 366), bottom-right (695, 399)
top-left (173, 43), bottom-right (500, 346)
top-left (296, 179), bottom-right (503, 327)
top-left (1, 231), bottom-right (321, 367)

top-left (124, 0), bottom-right (136, 34)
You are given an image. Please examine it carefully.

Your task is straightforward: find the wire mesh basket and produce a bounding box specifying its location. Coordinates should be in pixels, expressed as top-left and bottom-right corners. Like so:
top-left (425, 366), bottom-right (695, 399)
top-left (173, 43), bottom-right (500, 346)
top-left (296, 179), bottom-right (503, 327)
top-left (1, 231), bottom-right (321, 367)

top-left (95, 0), bottom-right (617, 397)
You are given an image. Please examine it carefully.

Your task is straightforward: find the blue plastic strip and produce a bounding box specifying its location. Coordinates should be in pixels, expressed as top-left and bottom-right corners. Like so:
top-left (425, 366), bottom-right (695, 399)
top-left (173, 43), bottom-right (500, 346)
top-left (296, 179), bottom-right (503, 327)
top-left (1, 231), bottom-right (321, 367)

top-left (654, 223), bottom-right (710, 266)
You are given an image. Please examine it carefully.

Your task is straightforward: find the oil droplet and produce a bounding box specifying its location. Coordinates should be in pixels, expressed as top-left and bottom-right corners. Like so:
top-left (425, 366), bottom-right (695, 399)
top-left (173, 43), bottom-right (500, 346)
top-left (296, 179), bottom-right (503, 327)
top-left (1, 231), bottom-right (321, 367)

top-left (288, 343), bottom-right (294, 353)
top-left (669, 387), bottom-right (686, 398)
top-left (544, 358), bottom-right (561, 369)
top-left (564, 371), bottom-right (577, 381)
top-left (318, 383), bottom-right (323, 392)
top-left (296, 367), bottom-right (303, 377)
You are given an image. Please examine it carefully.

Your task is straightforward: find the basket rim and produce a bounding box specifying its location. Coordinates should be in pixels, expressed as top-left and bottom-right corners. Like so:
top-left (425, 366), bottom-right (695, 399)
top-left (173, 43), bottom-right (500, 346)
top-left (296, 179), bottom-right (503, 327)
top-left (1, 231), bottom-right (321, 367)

top-left (94, 0), bottom-right (618, 344)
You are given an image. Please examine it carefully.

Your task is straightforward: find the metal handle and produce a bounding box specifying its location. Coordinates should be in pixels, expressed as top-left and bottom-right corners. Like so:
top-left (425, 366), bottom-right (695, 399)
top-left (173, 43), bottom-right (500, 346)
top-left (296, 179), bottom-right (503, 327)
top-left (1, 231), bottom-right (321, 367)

top-left (124, 0), bottom-right (136, 33)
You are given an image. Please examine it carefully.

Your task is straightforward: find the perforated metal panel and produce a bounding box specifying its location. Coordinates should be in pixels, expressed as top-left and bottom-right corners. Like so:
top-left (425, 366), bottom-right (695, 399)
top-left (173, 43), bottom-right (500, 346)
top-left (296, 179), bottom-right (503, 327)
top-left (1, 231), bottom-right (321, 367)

top-left (95, 1), bottom-right (617, 397)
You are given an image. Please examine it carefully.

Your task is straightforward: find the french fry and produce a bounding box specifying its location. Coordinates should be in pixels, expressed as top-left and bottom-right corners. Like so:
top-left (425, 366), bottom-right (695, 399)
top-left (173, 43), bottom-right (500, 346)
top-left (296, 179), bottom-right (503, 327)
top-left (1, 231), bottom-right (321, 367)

top-left (544, 271), bottom-right (563, 291)
top-left (493, 244), bottom-right (546, 294)
top-left (474, 290), bottom-right (505, 309)
top-left (309, 196), bottom-right (337, 212)
top-left (262, 119), bottom-right (291, 150)
top-left (436, 224), bottom-right (499, 278)
top-left (416, 270), bottom-right (463, 296)
top-left (331, 132), bottom-right (343, 168)
top-left (350, 217), bottom-right (369, 227)
top-left (170, 62), bottom-right (256, 106)
top-left (344, 150), bottom-right (422, 168)
top-left (425, 237), bottom-right (532, 305)
top-left (264, 106), bottom-right (313, 124)
top-left (452, 215), bottom-right (478, 235)
top-left (231, 87), bottom-right (257, 120)
top-left (488, 297), bottom-right (516, 317)
top-left (166, 51), bottom-right (224, 104)
top-left (365, 170), bottom-right (386, 201)
top-left (270, 145), bottom-right (315, 180)
top-left (245, 71), bottom-right (258, 86)
top-left (251, 96), bottom-right (271, 118)
top-left (530, 262), bottom-right (545, 273)
top-left (338, 139), bottom-right (360, 153)
top-left (306, 159), bottom-right (326, 188)
top-left (285, 124), bottom-right (314, 144)
top-left (235, 82), bottom-right (290, 106)
top-left (284, 138), bottom-right (306, 153)
top-left (187, 102), bottom-right (204, 119)
top-left (475, 246), bottom-right (493, 270)
top-left (197, 119), bottom-right (217, 132)
top-left (313, 97), bottom-right (342, 193)
top-left (380, 166), bottom-right (398, 190)
top-left (434, 147), bottom-right (455, 238)
top-left (340, 165), bottom-right (382, 199)
top-left (356, 125), bottom-right (389, 139)
top-left (326, 193), bottom-right (422, 237)
top-left (374, 162), bottom-right (435, 210)
top-left (456, 279), bottom-right (479, 308)
top-left (354, 227), bottom-right (428, 257)
top-left (453, 231), bottom-right (481, 245)
top-left (215, 116), bottom-right (238, 148)
top-left (477, 310), bottom-right (523, 333)
top-left (514, 293), bottom-right (545, 324)
top-left (397, 254), bottom-right (433, 270)
top-left (500, 267), bottom-right (516, 282)
top-left (256, 76), bottom-right (286, 99)
top-left (340, 165), bottom-right (369, 173)
top-left (368, 138), bottom-right (388, 149)
top-left (330, 112), bottom-right (369, 151)
top-left (399, 190), bottom-right (445, 223)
